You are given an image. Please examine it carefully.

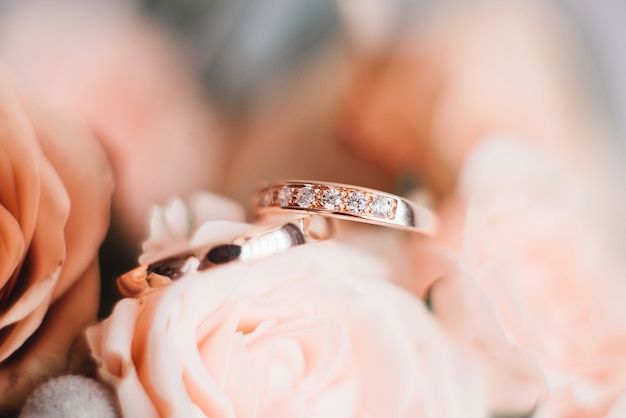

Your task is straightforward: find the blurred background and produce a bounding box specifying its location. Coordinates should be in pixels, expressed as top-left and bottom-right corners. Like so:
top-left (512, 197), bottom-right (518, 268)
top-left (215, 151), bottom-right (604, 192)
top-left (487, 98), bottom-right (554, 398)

top-left (0, 0), bottom-right (624, 317)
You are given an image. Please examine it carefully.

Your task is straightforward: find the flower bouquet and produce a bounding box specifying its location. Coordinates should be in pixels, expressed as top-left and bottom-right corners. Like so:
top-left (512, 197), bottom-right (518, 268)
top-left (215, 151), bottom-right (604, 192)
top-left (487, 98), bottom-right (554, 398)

top-left (1, 1), bottom-right (626, 417)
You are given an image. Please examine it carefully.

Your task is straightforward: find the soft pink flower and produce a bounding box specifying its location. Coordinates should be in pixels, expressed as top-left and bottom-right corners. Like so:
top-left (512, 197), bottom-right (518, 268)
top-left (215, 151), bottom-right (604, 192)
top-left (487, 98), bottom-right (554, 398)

top-left (0, 68), bottom-right (113, 412)
top-left (337, 2), bottom-right (601, 197)
top-left (0, 0), bottom-right (228, 243)
top-left (338, 3), bottom-right (626, 414)
top-left (404, 237), bottom-right (547, 415)
top-left (457, 136), bottom-right (626, 415)
top-left (88, 201), bottom-right (487, 418)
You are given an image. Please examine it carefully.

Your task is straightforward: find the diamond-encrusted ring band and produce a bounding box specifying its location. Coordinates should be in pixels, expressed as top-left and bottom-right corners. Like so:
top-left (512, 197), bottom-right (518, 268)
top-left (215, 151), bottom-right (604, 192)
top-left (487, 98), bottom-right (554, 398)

top-left (117, 215), bottom-right (330, 298)
top-left (256, 180), bottom-right (436, 235)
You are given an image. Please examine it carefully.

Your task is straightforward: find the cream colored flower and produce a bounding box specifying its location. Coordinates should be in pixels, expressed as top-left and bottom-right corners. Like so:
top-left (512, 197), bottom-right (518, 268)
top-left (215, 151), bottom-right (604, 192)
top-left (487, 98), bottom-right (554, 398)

top-left (89, 213), bottom-right (487, 418)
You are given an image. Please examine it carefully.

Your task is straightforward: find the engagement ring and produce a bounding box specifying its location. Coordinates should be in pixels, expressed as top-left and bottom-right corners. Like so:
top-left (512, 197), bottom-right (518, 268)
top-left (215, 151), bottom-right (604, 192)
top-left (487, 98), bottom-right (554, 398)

top-left (256, 180), bottom-right (436, 235)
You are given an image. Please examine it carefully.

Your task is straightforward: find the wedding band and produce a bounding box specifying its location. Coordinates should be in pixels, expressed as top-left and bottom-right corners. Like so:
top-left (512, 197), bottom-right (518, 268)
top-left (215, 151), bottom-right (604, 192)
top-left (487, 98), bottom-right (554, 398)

top-left (256, 180), bottom-right (436, 234)
top-left (117, 215), bottom-right (330, 298)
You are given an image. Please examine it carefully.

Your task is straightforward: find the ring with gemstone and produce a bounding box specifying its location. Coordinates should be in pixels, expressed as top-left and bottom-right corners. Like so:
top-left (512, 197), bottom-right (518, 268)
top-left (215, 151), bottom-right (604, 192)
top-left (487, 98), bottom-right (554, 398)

top-left (255, 180), bottom-right (436, 234)
top-left (116, 215), bottom-right (331, 298)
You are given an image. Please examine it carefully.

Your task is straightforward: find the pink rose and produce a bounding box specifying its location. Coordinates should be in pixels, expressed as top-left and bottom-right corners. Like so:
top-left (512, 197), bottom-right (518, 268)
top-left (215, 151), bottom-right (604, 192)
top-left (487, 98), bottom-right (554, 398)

top-left (403, 237), bottom-right (546, 415)
top-left (88, 200), bottom-right (487, 417)
top-left (0, 68), bottom-right (113, 412)
top-left (0, 0), bottom-right (228, 244)
top-left (457, 137), bottom-right (626, 414)
top-left (337, 3), bottom-right (626, 414)
top-left (337, 2), bottom-right (600, 198)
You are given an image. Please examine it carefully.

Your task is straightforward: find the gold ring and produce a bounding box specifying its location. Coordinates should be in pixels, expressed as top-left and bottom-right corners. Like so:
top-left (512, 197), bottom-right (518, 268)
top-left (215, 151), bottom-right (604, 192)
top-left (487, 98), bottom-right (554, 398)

top-left (116, 215), bottom-right (330, 298)
top-left (255, 180), bottom-right (436, 234)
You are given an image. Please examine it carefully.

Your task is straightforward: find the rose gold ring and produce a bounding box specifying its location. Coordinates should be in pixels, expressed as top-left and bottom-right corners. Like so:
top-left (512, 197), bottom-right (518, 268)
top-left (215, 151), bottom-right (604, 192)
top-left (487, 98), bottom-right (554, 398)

top-left (116, 215), bottom-right (330, 298)
top-left (255, 180), bottom-right (436, 235)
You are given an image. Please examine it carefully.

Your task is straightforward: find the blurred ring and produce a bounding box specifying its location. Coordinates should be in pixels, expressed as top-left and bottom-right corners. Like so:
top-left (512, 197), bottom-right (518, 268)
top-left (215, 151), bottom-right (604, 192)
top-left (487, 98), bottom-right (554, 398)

top-left (256, 180), bottom-right (436, 234)
top-left (116, 215), bottom-right (330, 298)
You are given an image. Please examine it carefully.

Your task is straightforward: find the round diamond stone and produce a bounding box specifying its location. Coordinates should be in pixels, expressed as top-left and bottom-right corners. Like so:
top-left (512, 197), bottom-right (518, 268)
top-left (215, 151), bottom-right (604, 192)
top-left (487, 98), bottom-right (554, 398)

top-left (346, 192), bottom-right (367, 214)
top-left (296, 186), bottom-right (316, 208)
top-left (371, 196), bottom-right (393, 217)
top-left (321, 188), bottom-right (342, 210)
top-left (277, 186), bottom-right (291, 207)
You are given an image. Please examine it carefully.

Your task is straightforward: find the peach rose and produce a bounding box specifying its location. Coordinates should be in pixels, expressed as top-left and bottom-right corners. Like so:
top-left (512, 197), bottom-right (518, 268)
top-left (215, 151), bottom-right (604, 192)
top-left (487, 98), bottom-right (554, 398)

top-left (338, 3), bottom-right (626, 414)
top-left (88, 202), bottom-right (487, 417)
top-left (458, 136), bottom-right (626, 415)
top-left (0, 0), bottom-right (228, 244)
top-left (0, 68), bottom-right (113, 413)
top-left (337, 2), bottom-right (605, 197)
top-left (404, 237), bottom-right (547, 416)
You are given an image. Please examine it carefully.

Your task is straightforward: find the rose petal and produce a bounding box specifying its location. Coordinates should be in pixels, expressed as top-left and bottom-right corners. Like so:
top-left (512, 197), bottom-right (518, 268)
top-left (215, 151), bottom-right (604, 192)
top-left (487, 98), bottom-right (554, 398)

top-left (188, 193), bottom-right (246, 225)
top-left (19, 154), bottom-right (68, 289)
top-left (27, 103), bottom-right (114, 299)
top-left (86, 299), bottom-right (159, 418)
top-left (0, 205), bottom-right (24, 288)
top-left (136, 271), bottom-right (242, 418)
top-left (0, 259), bottom-right (99, 414)
top-left (140, 194), bottom-right (245, 265)
top-left (0, 69), bottom-right (43, 300)
top-left (0, 67), bottom-right (40, 250)
top-left (162, 199), bottom-right (193, 241)
top-left (0, 146), bottom-right (68, 362)
top-left (0, 269), bottom-right (57, 329)
top-left (429, 269), bottom-right (546, 413)
top-left (0, 296), bottom-right (50, 363)
top-left (403, 235), bottom-right (548, 414)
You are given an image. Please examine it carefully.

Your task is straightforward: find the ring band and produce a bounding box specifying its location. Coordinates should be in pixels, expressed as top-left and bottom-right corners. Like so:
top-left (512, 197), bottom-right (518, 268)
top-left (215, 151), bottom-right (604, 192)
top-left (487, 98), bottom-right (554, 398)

top-left (116, 215), bottom-right (330, 298)
top-left (256, 180), bottom-right (436, 234)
